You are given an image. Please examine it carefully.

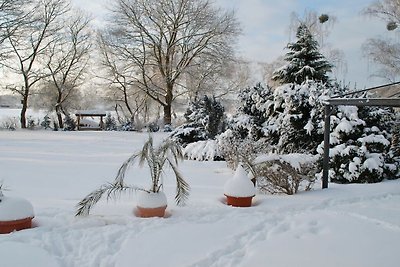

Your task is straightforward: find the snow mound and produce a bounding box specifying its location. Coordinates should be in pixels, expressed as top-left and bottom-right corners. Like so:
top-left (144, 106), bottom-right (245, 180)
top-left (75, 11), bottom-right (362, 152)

top-left (224, 166), bottom-right (256, 197)
top-left (136, 191), bottom-right (167, 208)
top-left (0, 196), bottom-right (34, 221)
top-left (0, 242), bottom-right (60, 267)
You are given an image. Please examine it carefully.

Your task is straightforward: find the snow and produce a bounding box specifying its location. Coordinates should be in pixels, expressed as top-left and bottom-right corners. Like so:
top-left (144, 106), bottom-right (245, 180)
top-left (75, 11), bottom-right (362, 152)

top-left (184, 140), bottom-right (220, 161)
top-left (0, 196), bottom-right (34, 221)
top-left (223, 166), bottom-right (256, 197)
top-left (0, 242), bottom-right (61, 267)
top-left (136, 191), bottom-right (167, 208)
top-left (254, 153), bottom-right (317, 171)
top-left (0, 129), bottom-right (399, 267)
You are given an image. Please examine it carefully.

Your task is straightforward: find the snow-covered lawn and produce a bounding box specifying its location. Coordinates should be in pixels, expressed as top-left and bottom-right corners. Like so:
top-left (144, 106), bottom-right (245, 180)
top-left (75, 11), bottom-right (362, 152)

top-left (0, 130), bottom-right (399, 267)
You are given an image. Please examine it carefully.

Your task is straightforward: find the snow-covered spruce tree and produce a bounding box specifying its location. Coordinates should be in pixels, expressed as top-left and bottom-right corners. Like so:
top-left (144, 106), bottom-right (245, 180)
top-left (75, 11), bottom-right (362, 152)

top-left (272, 23), bottom-right (333, 85)
top-left (105, 113), bottom-right (117, 131)
top-left (63, 114), bottom-right (76, 131)
top-left (263, 81), bottom-right (343, 154)
top-left (40, 115), bottom-right (51, 130)
top-left (228, 83), bottom-right (274, 140)
top-left (317, 101), bottom-right (398, 183)
top-left (170, 95), bottom-right (225, 146)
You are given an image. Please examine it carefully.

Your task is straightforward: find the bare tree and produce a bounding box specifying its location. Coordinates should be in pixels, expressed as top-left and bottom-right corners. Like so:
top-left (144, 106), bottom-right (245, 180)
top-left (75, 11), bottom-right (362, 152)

top-left (44, 10), bottom-right (92, 128)
top-left (103, 0), bottom-right (240, 125)
top-left (97, 33), bottom-right (149, 125)
top-left (363, 0), bottom-right (400, 82)
top-left (0, 0), bottom-right (28, 57)
top-left (2, 0), bottom-right (69, 128)
top-left (184, 57), bottom-right (251, 101)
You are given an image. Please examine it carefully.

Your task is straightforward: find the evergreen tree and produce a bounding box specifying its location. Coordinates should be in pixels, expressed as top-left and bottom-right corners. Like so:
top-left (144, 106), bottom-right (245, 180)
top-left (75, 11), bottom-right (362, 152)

top-left (40, 115), bottom-right (51, 130)
top-left (263, 81), bottom-right (343, 154)
top-left (170, 95), bottom-right (225, 146)
top-left (228, 83), bottom-right (274, 140)
top-left (317, 96), bottom-right (398, 183)
top-left (63, 114), bottom-right (76, 131)
top-left (272, 23), bottom-right (333, 85)
top-left (105, 113), bottom-right (117, 131)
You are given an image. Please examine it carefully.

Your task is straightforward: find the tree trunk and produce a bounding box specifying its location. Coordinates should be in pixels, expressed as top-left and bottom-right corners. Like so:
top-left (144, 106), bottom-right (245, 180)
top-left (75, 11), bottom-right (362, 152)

top-left (20, 95), bottom-right (28, 129)
top-left (163, 84), bottom-right (173, 125)
top-left (163, 104), bottom-right (172, 125)
top-left (55, 92), bottom-right (64, 128)
top-left (20, 73), bottom-right (31, 129)
top-left (56, 106), bottom-right (64, 129)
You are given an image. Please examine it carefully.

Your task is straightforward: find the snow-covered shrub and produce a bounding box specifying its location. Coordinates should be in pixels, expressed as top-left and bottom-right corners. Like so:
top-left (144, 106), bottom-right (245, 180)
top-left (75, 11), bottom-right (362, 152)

top-left (63, 114), bottom-right (76, 131)
top-left (254, 153), bottom-right (317, 195)
top-left (228, 83), bottom-right (273, 140)
top-left (317, 104), bottom-right (398, 183)
top-left (217, 129), bottom-right (270, 172)
top-left (163, 124), bottom-right (173, 132)
top-left (0, 117), bottom-right (18, 131)
top-left (148, 121), bottom-right (160, 132)
top-left (40, 115), bottom-right (51, 130)
top-left (27, 116), bottom-right (36, 130)
top-left (171, 95), bottom-right (226, 146)
top-left (105, 113), bottom-right (117, 131)
top-left (263, 81), bottom-right (341, 154)
top-left (183, 140), bottom-right (222, 161)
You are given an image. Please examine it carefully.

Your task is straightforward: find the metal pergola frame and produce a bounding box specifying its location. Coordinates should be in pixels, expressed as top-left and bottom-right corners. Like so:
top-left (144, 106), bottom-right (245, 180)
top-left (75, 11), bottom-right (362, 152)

top-left (321, 83), bottom-right (400, 189)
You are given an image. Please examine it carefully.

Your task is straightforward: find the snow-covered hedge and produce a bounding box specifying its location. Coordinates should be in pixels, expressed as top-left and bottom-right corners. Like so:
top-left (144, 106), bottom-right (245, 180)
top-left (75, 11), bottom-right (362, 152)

top-left (317, 105), bottom-right (398, 183)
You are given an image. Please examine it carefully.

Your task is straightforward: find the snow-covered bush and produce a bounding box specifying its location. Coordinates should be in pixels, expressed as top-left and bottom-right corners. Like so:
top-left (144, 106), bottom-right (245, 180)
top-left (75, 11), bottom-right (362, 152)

top-left (183, 140), bottom-right (222, 161)
top-left (0, 117), bottom-right (18, 131)
top-left (40, 115), bottom-right (51, 130)
top-left (217, 129), bottom-right (270, 173)
top-left (263, 81), bottom-right (341, 154)
top-left (228, 83), bottom-right (273, 140)
top-left (254, 153), bottom-right (317, 195)
top-left (63, 114), bottom-right (76, 131)
top-left (148, 121), bottom-right (160, 132)
top-left (171, 95), bottom-right (225, 146)
top-left (105, 113), bottom-right (117, 131)
top-left (27, 116), bottom-right (36, 130)
top-left (317, 104), bottom-right (398, 183)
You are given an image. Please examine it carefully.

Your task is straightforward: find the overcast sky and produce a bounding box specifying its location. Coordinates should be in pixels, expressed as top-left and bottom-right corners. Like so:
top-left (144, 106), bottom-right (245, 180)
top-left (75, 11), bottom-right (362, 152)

top-left (72, 0), bottom-right (395, 89)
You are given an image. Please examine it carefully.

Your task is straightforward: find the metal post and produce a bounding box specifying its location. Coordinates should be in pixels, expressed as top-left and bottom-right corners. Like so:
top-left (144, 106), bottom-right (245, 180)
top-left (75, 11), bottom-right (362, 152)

top-left (322, 105), bottom-right (332, 189)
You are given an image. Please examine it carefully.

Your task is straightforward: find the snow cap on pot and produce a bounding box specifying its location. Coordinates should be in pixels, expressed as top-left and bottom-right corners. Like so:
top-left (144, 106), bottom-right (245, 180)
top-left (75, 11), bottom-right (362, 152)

top-left (224, 165), bottom-right (256, 198)
top-left (0, 184), bottom-right (34, 234)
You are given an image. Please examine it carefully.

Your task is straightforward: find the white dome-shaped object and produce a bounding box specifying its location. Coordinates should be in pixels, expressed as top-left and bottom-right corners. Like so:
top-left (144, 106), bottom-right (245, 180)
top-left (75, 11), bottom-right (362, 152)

top-left (0, 196), bottom-right (34, 221)
top-left (224, 165), bottom-right (256, 198)
top-left (136, 191), bottom-right (167, 208)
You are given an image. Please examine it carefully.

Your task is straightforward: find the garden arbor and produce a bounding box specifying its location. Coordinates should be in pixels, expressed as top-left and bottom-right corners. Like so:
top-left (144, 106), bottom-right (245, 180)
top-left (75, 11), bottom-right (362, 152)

top-left (322, 83), bottom-right (400, 189)
top-left (75, 111), bottom-right (106, 131)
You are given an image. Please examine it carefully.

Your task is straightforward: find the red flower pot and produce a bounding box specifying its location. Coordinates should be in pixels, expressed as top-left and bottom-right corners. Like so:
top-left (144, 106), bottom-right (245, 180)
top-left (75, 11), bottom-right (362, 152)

top-left (0, 217), bottom-right (34, 234)
top-left (225, 194), bottom-right (254, 207)
top-left (136, 205), bottom-right (167, 218)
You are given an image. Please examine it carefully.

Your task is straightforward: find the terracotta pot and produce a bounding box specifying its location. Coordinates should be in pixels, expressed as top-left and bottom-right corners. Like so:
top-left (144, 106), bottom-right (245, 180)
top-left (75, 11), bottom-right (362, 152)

top-left (225, 194), bottom-right (254, 207)
top-left (0, 217), bottom-right (34, 234)
top-left (136, 205), bottom-right (167, 218)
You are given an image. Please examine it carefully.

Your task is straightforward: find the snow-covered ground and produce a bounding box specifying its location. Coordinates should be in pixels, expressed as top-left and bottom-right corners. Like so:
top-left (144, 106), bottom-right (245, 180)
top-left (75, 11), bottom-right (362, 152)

top-left (0, 130), bottom-right (399, 267)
